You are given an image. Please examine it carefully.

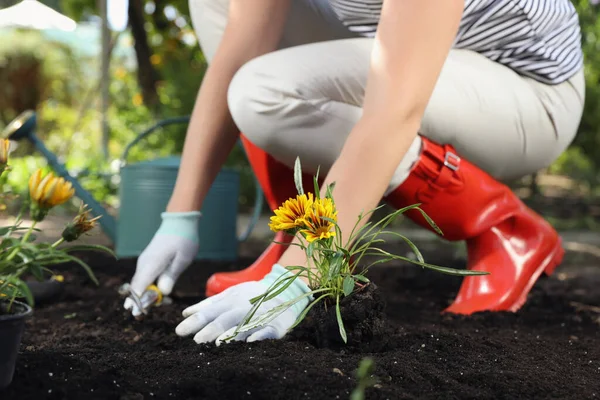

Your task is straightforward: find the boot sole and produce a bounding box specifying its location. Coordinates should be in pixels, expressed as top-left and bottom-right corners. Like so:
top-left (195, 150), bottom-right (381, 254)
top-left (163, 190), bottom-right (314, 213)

top-left (508, 236), bottom-right (565, 312)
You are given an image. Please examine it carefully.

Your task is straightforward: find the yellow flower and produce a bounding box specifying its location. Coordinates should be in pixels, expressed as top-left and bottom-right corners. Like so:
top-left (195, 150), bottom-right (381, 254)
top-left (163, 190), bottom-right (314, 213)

top-left (29, 169), bottom-right (75, 221)
top-left (269, 193), bottom-right (314, 233)
top-left (0, 138), bottom-right (10, 166)
top-left (61, 204), bottom-right (101, 242)
top-left (115, 67), bottom-right (127, 79)
top-left (132, 93), bottom-right (143, 106)
top-left (301, 197), bottom-right (338, 243)
top-left (150, 54), bottom-right (162, 66)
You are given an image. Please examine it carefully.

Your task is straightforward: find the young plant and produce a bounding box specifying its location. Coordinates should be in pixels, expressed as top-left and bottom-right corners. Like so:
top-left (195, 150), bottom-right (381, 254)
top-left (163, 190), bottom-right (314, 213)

top-left (0, 139), bottom-right (114, 312)
top-left (350, 357), bottom-right (378, 400)
top-left (233, 157), bottom-right (487, 342)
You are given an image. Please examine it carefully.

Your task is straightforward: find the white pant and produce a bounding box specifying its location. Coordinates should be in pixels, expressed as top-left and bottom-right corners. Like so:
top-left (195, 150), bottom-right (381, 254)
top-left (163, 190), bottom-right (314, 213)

top-left (189, 0), bottom-right (585, 192)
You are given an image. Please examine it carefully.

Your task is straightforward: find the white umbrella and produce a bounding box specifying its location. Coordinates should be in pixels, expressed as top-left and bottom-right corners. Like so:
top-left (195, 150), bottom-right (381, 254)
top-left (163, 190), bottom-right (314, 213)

top-left (0, 0), bottom-right (77, 32)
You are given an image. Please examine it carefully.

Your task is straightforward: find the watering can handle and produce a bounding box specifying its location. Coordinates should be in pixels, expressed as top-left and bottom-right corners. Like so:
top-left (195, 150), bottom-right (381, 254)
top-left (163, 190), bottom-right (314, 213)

top-left (119, 116), bottom-right (264, 243)
top-left (120, 116), bottom-right (192, 164)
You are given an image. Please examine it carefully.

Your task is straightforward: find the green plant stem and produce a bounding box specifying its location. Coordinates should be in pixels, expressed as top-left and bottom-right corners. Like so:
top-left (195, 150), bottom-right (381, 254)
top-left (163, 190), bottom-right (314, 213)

top-left (6, 221), bottom-right (37, 261)
top-left (7, 285), bottom-right (17, 311)
top-left (21, 222), bottom-right (36, 243)
top-left (52, 238), bottom-right (65, 248)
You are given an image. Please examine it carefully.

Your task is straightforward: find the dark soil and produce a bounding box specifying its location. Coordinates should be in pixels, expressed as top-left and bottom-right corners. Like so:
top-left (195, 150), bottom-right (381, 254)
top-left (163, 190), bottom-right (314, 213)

top-left (288, 283), bottom-right (389, 352)
top-left (1, 244), bottom-right (599, 400)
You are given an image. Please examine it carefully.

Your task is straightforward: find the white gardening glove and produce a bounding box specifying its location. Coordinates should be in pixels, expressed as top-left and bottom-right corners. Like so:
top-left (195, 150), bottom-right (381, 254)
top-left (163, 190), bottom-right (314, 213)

top-left (124, 211), bottom-right (202, 316)
top-left (175, 264), bottom-right (311, 345)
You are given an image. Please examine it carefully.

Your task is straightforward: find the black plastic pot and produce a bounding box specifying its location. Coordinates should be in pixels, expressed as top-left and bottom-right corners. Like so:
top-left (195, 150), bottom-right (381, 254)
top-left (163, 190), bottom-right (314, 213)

top-left (26, 279), bottom-right (64, 304)
top-left (0, 300), bottom-right (32, 390)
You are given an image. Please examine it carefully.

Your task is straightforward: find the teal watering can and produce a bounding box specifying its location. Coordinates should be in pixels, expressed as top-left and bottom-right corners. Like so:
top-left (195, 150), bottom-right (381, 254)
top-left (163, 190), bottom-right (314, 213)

top-left (2, 111), bottom-right (264, 261)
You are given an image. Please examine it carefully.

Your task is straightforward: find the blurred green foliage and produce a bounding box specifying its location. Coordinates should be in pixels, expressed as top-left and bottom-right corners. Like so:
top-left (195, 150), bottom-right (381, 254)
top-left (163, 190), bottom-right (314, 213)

top-left (0, 0), bottom-right (598, 222)
top-left (0, 0), bottom-right (259, 214)
top-left (547, 0), bottom-right (600, 192)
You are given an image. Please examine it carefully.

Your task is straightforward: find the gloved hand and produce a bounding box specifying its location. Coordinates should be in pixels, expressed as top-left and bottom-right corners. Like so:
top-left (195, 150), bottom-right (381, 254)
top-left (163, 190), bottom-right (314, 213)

top-left (175, 264), bottom-right (311, 345)
top-left (124, 211), bottom-right (202, 315)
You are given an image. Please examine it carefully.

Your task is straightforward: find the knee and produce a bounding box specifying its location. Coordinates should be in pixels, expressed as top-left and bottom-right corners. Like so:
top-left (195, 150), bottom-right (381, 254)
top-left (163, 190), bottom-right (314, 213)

top-left (228, 54), bottom-right (301, 154)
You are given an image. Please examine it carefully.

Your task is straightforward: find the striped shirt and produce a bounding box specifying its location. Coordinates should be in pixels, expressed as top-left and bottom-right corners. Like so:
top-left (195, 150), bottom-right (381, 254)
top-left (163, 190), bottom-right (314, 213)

top-left (328, 0), bottom-right (583, 84)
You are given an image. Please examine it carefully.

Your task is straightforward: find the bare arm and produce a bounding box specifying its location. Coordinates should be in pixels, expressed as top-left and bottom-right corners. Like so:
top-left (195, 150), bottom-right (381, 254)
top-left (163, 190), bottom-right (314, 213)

top-left (278, 0), bottom-right (464, 269)
top-left (167, 0), bottom-right (291, 212)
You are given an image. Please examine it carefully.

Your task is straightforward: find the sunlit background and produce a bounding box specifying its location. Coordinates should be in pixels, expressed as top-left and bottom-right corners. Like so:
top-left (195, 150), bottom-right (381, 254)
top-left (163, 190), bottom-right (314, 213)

top-left (0, 0), bottom-right (599, 231)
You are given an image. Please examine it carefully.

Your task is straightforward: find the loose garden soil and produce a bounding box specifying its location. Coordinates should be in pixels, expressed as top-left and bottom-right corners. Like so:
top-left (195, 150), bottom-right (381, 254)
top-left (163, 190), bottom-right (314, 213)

top-left (1, 242), bottom-right (599, 400)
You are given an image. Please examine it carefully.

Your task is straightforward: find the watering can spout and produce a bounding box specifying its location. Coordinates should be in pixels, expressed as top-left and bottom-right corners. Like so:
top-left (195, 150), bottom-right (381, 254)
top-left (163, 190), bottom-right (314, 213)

top-left (2, 110), bottom-right (118, 243)
top-left (2, 110), bottom-right (36, 141)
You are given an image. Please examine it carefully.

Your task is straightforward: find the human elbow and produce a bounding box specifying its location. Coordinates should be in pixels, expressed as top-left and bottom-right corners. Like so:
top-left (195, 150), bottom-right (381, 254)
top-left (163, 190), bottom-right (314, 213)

top-left (362, 97), bottom-right (427, 135)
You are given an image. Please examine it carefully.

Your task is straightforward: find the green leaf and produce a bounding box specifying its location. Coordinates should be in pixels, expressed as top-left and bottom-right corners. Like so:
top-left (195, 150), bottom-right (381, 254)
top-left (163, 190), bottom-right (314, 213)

top-left (361, 247), bottom-right (488, 276)
top-left (294, 157), bottom-right (304, 195)
top-left (325, 182), bottom-right (336, 199)
top-left (1, 276), bottom-right (34, 307)
top-left (235, 291), bottom-right (318, 335)
top-left (15, 279), bottom-right (34, 307)
top-left (369, 230), bottom-right (425, 263)
top-left (0, 226), bottom-right (40, 236)
top-left (313, 166), bottom-right (321, 199)
top-left (335, 296), bottom-right (347, 343)
top-left (62, 255), bottom-right (99, 285)
top-left (356, 357), bottom-right (375, 378)
top-left (30, 263), bottom-right (45, 281)
top-left (327, 252), bottom-right (344, 280)
top-left (353, 274), bottom-right (370, 283)
top-left (289, 293), bottom-right (330, 330)
top-left (64, 244), bottom-right (115, 257)
top-left (306, 241), bottom-right (315, 259)
top-left (416, 207), bottom-right (443, 236)
top-left (342, 276), bottom-right (355, 296)
top-left (262, 275), bottom-right (302, 303)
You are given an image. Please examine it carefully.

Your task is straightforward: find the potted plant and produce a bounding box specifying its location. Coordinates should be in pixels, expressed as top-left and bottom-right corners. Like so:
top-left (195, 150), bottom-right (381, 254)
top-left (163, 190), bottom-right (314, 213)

top-left (230, 158), bottom-right (488, 348)
top-left (0, 139), bottom-right (113, 389)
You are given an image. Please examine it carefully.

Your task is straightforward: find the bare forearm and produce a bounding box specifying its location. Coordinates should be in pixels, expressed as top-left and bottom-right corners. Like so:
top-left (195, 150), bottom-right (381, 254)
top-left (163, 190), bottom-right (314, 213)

top-left (278, 118), bottom-right (419, 277)
top-left (167, 61), bottom-right (241, 212)
top-left (321, 0), bottom-right (463, 239)
top-left (323, 118), bottom-right (420, 239)
top-left (167, 0), bottom-right (291, 212)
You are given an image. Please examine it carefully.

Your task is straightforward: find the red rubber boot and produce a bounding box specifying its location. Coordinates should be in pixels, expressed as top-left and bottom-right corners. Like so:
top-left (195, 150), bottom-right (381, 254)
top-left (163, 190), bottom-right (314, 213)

top-left (384, 137), bottom-right (564, 314)
top-left (205, 135), bottom-right (320, 297)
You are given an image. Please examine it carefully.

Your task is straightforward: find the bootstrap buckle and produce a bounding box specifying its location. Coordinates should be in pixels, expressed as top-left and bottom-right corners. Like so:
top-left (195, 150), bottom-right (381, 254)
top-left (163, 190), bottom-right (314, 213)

top-left (443, 151), bottom-right (460, 171)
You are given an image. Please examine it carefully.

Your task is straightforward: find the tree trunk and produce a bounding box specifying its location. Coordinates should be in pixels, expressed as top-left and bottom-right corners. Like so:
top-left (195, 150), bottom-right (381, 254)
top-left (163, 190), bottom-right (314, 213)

top-left (128, 0), bottom-right (160, 108)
